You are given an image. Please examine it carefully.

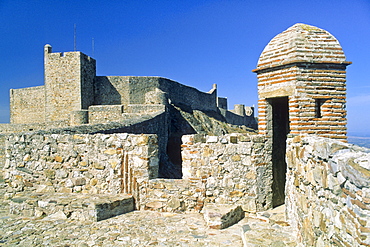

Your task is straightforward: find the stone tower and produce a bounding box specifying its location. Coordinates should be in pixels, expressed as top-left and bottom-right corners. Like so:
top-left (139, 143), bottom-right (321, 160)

top-left (253, 23), bottom-right (351, 140)
top-left (44, 45), bottom-right (96, 122)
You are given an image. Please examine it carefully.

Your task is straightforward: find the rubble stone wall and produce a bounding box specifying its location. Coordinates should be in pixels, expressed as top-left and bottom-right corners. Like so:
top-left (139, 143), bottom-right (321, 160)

top-left (286, 135), bottom-right (370, 246)
top-left (182, 134), bottom-right (272, 211)
top-left (141, 134), bottom-right (272, 212)
top-left (3, 133), bottom-right (159, 209)
top-left (88, 105), bottom-right (124, 124)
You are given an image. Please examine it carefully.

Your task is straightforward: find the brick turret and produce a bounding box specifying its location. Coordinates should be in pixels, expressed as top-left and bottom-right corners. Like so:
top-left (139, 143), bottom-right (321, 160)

top-left (253, 23), bottom-right (351, 140)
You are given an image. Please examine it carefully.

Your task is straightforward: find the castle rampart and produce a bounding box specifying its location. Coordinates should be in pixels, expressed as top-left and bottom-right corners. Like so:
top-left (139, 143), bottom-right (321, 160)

top-left (2, 23), bottom-right (368, 246)
top-left (6, 45), bottom-right (254, 131)
top-left (10, 86), bottom-right (46, 124)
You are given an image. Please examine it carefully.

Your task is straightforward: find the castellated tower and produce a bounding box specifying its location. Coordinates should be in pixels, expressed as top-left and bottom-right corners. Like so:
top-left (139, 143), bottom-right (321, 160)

top-left (44, 44), bottom-right (96, 122)
top-left (254, 23), bottom-right (351, 141)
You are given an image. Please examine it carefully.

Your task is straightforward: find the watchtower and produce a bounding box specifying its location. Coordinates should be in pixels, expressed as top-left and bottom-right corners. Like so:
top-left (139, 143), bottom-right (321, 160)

top-left (253, 23), bottom-right (351, 140)
top-left (253, 23), bottom-right (351, 207)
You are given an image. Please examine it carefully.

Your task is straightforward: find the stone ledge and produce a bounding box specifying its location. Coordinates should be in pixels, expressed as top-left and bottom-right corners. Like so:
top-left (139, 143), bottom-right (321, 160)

top-left (8, 192), bottom-right (134, 222)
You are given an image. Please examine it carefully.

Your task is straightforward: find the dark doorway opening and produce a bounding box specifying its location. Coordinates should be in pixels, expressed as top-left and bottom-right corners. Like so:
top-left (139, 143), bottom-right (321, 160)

top-left (269, 97), bottom-right (289, 207)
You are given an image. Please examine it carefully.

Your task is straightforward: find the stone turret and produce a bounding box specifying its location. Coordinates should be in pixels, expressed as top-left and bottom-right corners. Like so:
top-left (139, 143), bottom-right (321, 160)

top-left (254, 23), bottom-right (351, 140)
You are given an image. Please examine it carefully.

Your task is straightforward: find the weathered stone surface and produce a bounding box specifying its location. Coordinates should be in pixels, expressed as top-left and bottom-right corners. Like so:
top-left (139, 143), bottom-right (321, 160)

top-left (43, 211), bottom-right (67, 221)
top-left (286, 135), bottom-right (370, 246)
top-left (9, 192), bottom-right (134, 222)
top-left (0, 182), bottom-right (297, 247)
top-left (180, 133), bottom-right (270, 212)
top-left (4, 133), bottom-right (158, 202)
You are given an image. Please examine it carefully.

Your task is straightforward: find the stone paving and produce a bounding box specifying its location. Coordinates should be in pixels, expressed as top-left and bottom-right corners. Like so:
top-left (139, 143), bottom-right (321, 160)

top-left (0, 183), bottom-right (298, 247)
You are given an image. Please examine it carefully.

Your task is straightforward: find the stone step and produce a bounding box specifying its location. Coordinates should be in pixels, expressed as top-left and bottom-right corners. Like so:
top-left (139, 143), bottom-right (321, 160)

top-left (8, 192), bottom-right (134, 222)
top-left (202, 204), bottom-right (245, 229)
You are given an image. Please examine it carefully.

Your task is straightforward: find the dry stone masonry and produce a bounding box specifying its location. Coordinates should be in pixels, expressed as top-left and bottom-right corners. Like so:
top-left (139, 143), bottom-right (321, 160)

top-left (1, 23), bottom-right (369, 246)
top-left (3, 133), bottom-right (159, 220)
top-left (140, 133), bottom-right (271, 213)
top-left (286, 135), bottom-right (370, 246)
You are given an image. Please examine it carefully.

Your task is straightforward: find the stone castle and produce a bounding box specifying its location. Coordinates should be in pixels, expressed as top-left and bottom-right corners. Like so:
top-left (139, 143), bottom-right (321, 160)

top-left (1, 23), bottom-right (370, 246)
top-left (8, 44), bottom-right (255, 129)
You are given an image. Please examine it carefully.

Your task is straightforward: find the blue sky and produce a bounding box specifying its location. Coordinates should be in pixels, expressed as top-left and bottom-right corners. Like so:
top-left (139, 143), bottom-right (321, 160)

top-left (1, 0), bottom-right (369, 136)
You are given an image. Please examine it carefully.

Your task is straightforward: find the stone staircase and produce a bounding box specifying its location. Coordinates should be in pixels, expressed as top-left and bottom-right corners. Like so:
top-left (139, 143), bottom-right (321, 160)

top-left (8, 192), bottom-right (134, 222)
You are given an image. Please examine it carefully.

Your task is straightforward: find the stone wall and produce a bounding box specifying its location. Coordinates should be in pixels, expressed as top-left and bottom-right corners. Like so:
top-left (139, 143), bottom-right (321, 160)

top-left (88, 105), bottom-right (125, 124)
top-left (94, 76), bottom-right (218, 113)
top-left (159, 78), bottom-right (218, 112)
top-left (3, 133), bottom-right (159, 209)
top-left (286, 135), bottom-right (370, 246)
top-left (10, 86), bottom-right (46, 124)
top-left (94, 76), bottom-right (130, 106)
top-left (0, 134), bottom-right (5, 181)
top-left (0, 121), bottom-right (70, 134)
top-left (220, 105), bottom-right (257, 128)
top-left (140, 133), bottom-right (272, 212)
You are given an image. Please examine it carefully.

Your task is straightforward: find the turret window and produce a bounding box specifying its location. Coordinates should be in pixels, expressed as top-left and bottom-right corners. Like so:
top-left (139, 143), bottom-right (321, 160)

top-left (315, 99), bottom-right (327, 118)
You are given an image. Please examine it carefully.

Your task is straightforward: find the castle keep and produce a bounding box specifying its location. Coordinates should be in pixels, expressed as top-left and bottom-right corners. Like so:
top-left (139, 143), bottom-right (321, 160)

top-left (2, 24), bottom-right (370, 246)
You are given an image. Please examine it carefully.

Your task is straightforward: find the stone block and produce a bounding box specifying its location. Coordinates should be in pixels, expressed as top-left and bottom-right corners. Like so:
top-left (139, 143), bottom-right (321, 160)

top-left (241, 197), bottom-right (257, 213)
top-left (202, 204), bottom-right (245, 229)
top-left (229, 135), bottom-right (238, 144)
top-left (71, 177), bottom-right (86, 186)
top-left (206, 136), bottom-right (218, 143)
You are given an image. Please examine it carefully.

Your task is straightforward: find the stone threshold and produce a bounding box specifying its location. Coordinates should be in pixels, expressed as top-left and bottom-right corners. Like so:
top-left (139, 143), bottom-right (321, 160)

top-left (8, 192), bottom-right (134, 222)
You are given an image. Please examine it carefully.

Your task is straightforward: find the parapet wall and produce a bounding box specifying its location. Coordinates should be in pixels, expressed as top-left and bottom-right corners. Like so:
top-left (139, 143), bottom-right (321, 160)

top-left (10, 86), bottom-right (46, 124)
top-left (94, 76), bottom-right (130, 106)
top-left (158, 78), bottom-right (218, 112)
top-left (286, 135), bottom-right (370, 246)
top-left (141, 133), bottom-right (272, 212)
top-left (3, 133), bottom-right (159, 209)
top-left (94, 76), bottom-right (218, 113)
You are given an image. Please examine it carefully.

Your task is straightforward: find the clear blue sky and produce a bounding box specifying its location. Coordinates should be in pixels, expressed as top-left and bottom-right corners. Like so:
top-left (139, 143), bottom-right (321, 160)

top-left (1, 0), bottom-right (369, 136)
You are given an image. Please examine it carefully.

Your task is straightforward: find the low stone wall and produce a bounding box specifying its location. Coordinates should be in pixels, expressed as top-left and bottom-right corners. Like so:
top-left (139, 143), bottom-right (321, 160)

top-left (0, 121), bottom-right (70, 134)
top-left (89, 105), bottom-right (124, 124)
top-left (141, 178), bottom-right (205, 212)
top-left (286, 135), bottom-right (370, 246)
top-left (141, 133), bottom-right (272, 212)
top-left (3, 133), bottom-right (159, 209)
top-left (181, 134), bottom-right (272, 212)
